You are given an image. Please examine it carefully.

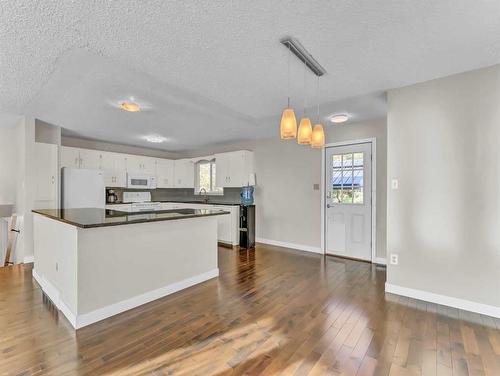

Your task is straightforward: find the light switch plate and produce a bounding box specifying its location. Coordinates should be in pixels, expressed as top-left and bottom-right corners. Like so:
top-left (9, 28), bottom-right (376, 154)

top-left (313, 183), bottom-right (320, 191)
top-left (391, 179), bottom-right (399, 190)
top-left (390, 254), bottom-right (399, 265)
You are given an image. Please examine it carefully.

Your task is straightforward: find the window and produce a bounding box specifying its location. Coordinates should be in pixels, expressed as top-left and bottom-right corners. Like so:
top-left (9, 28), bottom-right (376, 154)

top-left (196, 160), bottom-right (223, 195)
top-left (331, 152), bottom-right (364, 204)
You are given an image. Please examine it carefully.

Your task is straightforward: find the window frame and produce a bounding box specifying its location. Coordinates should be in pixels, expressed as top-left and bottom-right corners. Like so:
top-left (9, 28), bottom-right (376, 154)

top-left (195, 159), bottom-right (224, 195)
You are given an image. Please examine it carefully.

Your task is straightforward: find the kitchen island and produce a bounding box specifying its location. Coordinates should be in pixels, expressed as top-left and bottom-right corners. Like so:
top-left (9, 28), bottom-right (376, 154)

top-left (32, 207), bottom-right (228, 329)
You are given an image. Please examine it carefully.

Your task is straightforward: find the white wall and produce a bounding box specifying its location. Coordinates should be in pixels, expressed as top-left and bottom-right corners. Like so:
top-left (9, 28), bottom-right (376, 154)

top-left (184, 118), bottom-right (387, 258)
top-left (387, 64), bottom-right (500, 311)
top-left (0, 125), bottom-right (19, 205)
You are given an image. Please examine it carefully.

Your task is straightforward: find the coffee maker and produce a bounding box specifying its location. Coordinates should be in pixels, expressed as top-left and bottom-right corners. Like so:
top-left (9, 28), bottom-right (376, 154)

top-left (106, 189), bottom-right (118, 204)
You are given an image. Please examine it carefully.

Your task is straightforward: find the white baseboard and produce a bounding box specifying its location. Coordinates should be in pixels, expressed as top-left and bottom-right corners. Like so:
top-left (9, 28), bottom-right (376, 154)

top-left (23, 255), bottom-right (34, 264)
top-left (76, 268), bottom-right (219, 329)
top-left (385, 283), bottom-right (500, 318)
top-left (256, 237), bottom-right (324, 254)
top-left (374, 257), bottom-right (387, 265)
top-left (33, 268), bottom-right (219, 329)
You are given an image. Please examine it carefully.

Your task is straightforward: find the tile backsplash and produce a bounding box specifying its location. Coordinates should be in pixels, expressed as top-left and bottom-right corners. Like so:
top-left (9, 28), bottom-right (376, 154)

top-left (107, 187), bottom-right (242, 204)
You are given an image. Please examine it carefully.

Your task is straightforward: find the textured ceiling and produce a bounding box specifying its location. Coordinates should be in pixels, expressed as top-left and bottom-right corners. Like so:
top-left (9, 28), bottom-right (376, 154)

top-left (1, 1), bottom-right (500, 150)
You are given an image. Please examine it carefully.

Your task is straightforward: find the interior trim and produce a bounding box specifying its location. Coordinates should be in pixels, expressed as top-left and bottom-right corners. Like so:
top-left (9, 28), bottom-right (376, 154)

top-left (385, 282), bottom-right (500, 318)
top-left (256, 238), bottom-right (323, 254)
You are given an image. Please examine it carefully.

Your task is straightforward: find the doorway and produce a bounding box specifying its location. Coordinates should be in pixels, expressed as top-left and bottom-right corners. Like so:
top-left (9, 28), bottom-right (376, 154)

top-left (322, 139), bottom-right (376, 262)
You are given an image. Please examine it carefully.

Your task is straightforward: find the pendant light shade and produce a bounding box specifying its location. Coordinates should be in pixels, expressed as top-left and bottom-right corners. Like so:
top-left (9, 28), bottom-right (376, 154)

top-left (280, 108), bottom-right (297, 139)
top-left (311, 123), bottom-right (325, 148)
top-left (297, 117), bottom-right (312, 145)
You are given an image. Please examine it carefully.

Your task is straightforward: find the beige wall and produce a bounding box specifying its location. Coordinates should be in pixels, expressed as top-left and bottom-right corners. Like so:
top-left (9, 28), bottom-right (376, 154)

top-left (387, 64), bottom-right (500, 308)
top-left (184, 118), bottom-right (387, 258)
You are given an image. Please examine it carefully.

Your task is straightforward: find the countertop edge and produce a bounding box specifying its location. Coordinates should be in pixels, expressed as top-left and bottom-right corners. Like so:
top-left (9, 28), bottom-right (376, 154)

top-left (32, 209), bottom-right (230, 229)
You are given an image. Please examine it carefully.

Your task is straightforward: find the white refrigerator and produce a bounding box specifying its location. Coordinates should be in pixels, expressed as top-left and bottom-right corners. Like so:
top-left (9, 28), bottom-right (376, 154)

top-left (62, 168), bottom-right (105, 209)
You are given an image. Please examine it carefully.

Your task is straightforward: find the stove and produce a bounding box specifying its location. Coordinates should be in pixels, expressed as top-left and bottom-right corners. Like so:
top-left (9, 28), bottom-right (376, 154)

top-left (123, 191), bottom-right (162, 212)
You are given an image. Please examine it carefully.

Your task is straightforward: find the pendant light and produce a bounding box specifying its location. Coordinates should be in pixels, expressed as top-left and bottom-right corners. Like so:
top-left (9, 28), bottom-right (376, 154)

top-left (297, 58), bottom-right (312, 145)
top-left (311, 76), bottom-right (325, 148)
top-left (280, 44), bottom-right (297, 139)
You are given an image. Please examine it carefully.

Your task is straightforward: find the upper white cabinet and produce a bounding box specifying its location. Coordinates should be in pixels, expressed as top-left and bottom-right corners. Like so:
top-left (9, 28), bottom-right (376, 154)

top-left (60, 146), bottom-right (252, 191)
top-left (60, 146), bottom-right (81, 169)
top-left (78, 148), bottom-right (100, 169)
top-left (174, 159), bottom-right (195, 188)
top-left (126, 156), bottom-right (157, 175)
top-left (99, 152), bottom-right (127, 188)
top-left (35, 142), bottom-right (58, 209)
top-left (156, 159), bottom-right (174, 188)
top-left (215, 150), bottom-right (254, 187)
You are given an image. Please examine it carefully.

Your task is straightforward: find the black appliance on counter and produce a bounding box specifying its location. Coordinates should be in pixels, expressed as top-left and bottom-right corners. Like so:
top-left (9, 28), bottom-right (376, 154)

top-left (239, 205), bottom-right (255, 248)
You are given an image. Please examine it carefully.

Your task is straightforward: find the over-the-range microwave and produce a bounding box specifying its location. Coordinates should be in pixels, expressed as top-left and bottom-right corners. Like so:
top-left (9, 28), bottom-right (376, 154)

top-left (127, 174), bottom-right (157, 189)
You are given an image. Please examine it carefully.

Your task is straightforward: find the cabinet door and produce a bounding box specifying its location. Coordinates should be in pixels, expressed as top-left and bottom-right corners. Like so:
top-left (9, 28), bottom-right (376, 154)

top-left (174, 160), bottom-right (195, 188)
top-left (114, 155), bottom-right (127, 187)
top-left (60, 146), bottom-right (80, 168)
top-left (125, 155), bottom-right (142, 174)
top-left (35, 143), bottom-right (58, 208)
top-left (156, 159), bottom-right (174, 188)
top-left (142, 157), bottom-right (157, 175)
top-left (214, 153), bottom-right (230, 187)
top-left (227, 152), bottom-right (245, 187)
top-left (213, 207), bottom-right (231, 243)
top-left (99, 152), bottom-right (115, 187)
top-left (78, 148), bottom-right (100, 169)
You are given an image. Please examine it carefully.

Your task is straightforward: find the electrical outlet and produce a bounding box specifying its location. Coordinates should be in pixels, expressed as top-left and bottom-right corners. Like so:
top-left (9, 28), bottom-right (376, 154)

top-left (390, 254), bottom-right (398, 265)
top-left (391, 179), bottom-right (399, 190)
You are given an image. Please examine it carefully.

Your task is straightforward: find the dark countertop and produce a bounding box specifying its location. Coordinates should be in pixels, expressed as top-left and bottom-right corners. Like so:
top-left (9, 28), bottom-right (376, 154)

top-left (106, 200), bottom-right (242, 206)
top-left (32, 207), bottom-right (230, 229)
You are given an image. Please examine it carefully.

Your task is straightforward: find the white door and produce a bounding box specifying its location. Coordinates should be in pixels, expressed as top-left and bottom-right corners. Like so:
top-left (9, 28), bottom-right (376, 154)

top-left (325, 142), bottom-right (372, 261)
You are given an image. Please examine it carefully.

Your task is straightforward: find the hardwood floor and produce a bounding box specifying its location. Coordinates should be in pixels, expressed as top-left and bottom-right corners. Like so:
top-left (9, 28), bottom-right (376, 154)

top-left (0, 244), bottom-right (499, 375)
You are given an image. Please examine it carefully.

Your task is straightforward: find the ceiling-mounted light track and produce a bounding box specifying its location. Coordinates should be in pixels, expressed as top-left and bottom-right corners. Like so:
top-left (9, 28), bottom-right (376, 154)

top-left (280, 37), bottom-right (327, 77)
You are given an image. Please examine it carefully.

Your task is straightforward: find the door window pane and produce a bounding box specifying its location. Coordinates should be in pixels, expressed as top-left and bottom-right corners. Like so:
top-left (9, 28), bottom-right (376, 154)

top-left (330, 152), bottom-right (364, 205)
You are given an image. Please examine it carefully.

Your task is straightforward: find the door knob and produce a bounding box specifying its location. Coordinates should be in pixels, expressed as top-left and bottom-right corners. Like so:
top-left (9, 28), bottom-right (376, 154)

top-left (327, 204), bottom-right (332, 208)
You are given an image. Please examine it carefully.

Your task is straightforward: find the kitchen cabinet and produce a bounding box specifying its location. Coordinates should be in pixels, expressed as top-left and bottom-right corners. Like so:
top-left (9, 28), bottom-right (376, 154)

top-left (60, 146), bottom-right (81, 169)
top-left (156, 159), bottom-right (174, 188)
top-left (173, 159), bottom-right (195, 188)
top-left (35, 142), bottom-right (58, 209)
top-left (78, 148), bottom-right (100, 169)
top-left (99, 152), bottom-right (127, 188)
top-left (214, 150), bottom-right (254, 187)
top-left (166, 202), bottom-right (239, 245)
top-left (125, 155), bottom-right (157, 175)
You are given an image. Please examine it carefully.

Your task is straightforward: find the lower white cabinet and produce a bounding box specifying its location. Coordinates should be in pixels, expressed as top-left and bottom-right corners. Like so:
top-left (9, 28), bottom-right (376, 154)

top-left (166, 203), bottom-right (239, 245)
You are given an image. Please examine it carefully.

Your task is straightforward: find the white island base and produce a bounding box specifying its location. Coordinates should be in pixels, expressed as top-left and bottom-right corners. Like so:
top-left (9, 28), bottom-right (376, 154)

top-left (33, 213), bottom-right (219, 329)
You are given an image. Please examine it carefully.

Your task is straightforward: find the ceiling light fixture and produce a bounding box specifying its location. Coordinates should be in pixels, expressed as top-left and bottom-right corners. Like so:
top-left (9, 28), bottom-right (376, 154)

top-left (278, 37), bottom-right (327, 147)
top-left (120, 102), bottom-right (141, 112)
top-left (297, 56), bottom-right (312, 145)
top-left (143, 135), bottom-right (167, 143)
top-left (330, 114), bottom-right (349, 123)
top-left (280, 44), bottom-right (297, 139)
top-left (311, 76), bottom-right (325, 148)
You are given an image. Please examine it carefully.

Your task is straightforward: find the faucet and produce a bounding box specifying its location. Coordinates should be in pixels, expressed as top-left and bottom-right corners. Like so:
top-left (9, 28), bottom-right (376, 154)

top-left (199, 188), bottom-right (209, 204)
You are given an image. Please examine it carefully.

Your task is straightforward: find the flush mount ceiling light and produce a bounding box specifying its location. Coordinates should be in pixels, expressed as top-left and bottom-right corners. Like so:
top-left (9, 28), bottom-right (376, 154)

top-left (120, 102), bottom-right (141, 112)
top-left (108, 97), bottom-right (152, 112)
top-left (278, 37), bottom-right (327, 148)
top-left (143, 135), bottom-right (168, 143)
top-left (330, 114), bottom-right (349, 123)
